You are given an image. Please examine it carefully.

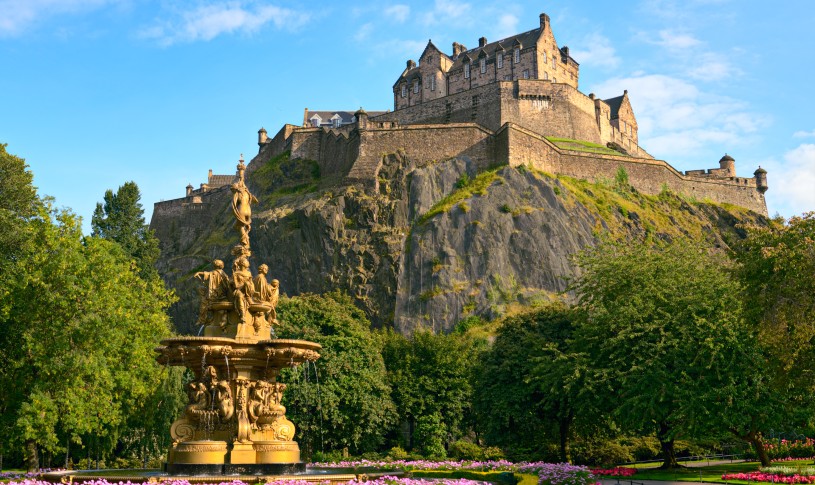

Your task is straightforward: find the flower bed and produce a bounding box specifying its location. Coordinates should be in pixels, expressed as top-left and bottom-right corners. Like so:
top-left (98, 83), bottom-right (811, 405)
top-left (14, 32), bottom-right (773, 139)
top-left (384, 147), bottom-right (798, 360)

top-left (722, 471), bottom-right (815, 484)
top-left (589, 468), bottom-right (637, 477)
top-left (316, 460), bottom-right (595, 485)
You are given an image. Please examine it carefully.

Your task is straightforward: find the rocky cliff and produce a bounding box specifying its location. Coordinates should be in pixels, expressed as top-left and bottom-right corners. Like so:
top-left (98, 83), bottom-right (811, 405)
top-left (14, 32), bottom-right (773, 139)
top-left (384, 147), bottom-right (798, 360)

top-left (151, 150), bottom-right (765, 334)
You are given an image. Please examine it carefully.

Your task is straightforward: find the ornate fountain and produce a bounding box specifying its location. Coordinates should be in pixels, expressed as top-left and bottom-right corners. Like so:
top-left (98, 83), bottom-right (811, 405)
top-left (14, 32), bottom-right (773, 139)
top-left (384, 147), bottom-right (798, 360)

top-left (155, 156), bottom-right (321, 475)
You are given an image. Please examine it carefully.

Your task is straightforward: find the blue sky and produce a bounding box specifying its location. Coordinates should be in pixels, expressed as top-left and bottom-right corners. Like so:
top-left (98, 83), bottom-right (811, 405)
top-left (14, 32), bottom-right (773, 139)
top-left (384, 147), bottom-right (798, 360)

top-left (2, 0), bottom-right (814, 232)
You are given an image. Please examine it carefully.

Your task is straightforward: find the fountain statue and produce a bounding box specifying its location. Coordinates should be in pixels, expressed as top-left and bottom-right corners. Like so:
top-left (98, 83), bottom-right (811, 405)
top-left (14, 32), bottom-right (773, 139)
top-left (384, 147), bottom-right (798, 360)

top-left (154, 156), bottom-right (321, 475)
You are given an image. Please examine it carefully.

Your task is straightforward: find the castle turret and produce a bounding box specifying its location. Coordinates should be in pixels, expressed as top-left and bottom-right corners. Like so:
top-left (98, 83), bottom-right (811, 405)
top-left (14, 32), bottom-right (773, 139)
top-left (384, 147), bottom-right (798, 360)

top-left (258, 127), bottom-right (267, 146)
top-left (186, 184), bottom-right (193, 197)
top-left (754, 166), bottom-right (768, 194)
top-left (719, 153), bottom-right (736, 177)
top-left (355, 108), bottom-right (368, 130)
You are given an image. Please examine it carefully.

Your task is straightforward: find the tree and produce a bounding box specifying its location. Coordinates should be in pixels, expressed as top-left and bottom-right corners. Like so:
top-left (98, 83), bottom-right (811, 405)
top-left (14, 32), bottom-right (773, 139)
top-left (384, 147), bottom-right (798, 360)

top-left (92, 181), bottom-right (160, 279)
top-left (0, 143), bottom-right (39, 250)
top-left (727, 212), bottom-right (815, 465)
top-left (474, 304), bottom-right (583, 462)
top-left (276, 292), bottom-right (396, 456)
top-left (571, 238), bottom-right (746, 468)
top-left (0, 204), bottom-right (176, 470)
top-left (380, 328), bottom-right (479, 450)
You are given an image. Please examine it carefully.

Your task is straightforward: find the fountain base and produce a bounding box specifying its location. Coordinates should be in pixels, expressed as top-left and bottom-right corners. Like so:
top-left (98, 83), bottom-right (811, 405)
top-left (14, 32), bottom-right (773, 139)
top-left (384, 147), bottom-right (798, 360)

top-left (164, 462), bottom-right (307, 476)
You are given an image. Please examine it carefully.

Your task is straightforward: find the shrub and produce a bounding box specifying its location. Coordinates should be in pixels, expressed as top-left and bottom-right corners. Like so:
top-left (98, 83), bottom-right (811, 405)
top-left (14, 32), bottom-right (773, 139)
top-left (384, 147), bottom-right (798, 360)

top-left (387, 446), bottom-right (409, 461)
top-left (571, 439), bottom-right (633, 466)
top-left (449, 440), bottom-right (484, 460)
top-left (414, 413), bottom-right (447, 459)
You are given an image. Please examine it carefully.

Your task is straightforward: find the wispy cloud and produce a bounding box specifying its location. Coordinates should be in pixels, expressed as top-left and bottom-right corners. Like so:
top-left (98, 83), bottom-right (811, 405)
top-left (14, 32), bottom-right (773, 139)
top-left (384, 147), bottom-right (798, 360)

top-left (570, 33), bottom-right (620, 69)
top-left (421, 0), bottom-right (471, 25)
top-left (354, 22), bottom-right (374, 42)
top-left (687, 53), bottom-right (734, 81)
top-left (384, 4), bottom-right (410, 23)
top-left (492, 14), bottom-right (519, 40)
top-left (793, 129), bottom-right (815, 138)
top-left (652, 29), bottom-right (701, 49)
top-left (592, 73), bottom-right (768, 163)
top-left (139, 2), bottom-right (310, 46)
top-left (0, 0), bottom-right (114, 37)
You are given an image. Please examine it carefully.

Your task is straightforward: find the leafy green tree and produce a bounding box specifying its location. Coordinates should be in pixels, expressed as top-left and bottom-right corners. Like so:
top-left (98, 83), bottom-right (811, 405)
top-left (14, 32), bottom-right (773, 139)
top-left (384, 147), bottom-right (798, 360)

top-left (571, 238), bottom-right (746, 468)
top-left (0, 205), bottom-right (176, 470)
top-left (92, 181), bottom-right (160, 279)
top-left (474, 304), bottom-right (584, 461)
top-left (727, 213), bottom-right (815, 465)
top-left (0, 143), bottom-right (39, 248)
top-left (277, 292), bottom-right (396, 456)
top-left (414, 413), bottom-right (447, 459)
top-left (380, 328), bottom-right (479, 449)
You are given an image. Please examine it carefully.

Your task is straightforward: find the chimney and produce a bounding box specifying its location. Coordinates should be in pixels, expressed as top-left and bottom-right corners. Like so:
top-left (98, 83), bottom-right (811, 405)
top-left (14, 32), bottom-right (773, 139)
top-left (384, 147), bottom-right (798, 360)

top-left (407, 59), bottom-right (416, 70)
top-left (452, 42), bottom-right (467, 58)
top-left (479, 37), bottom-right (487, 47)
top-left (208, 169), bottom-right (213, 183)
top-left (540, 13), bottom-right (550, 30)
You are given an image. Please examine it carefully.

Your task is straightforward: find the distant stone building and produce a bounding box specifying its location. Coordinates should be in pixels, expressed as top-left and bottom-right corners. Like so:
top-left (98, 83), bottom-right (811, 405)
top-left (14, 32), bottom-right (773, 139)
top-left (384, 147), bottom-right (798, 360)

top-left (302, 109), bottom-right (387, 129)
top-left (164, 12), bottom-right (768, 216)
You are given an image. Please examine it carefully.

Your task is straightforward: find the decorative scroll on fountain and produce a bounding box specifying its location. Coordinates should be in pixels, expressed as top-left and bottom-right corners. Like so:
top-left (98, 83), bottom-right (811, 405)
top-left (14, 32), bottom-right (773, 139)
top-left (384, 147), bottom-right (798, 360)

top-left (155, 156), bottom-right (321, 475)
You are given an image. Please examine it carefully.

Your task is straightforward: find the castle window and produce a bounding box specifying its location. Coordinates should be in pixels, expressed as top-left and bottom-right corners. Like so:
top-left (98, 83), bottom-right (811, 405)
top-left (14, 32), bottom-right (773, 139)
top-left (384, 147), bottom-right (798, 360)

top-left (333, 118), bottom-right (342, 128)
top-left (544, 71), bottom-right (549, 80)
top-left (430, 75), bottom-right (436, 91)
top-left (464, 62), bottom-right (470, 78)
top-left (401, 85), bottom-right (407, 97)
top-left (480, 58), bottom-right (486, 73)
top-left (553, 77), bottom-right (557, 83)
top-left (414, 82), bottom-right (419, 93)
top-left (497, 54), bottom-right (503, 68)
top-left (552, 57), bottom-right (556, 68)
top-left (514, 47), bottom-right (520, 63)
top-left (522, 69), bottom-right (529, 79)
top-left (543, 51), bottom-right (547, 63)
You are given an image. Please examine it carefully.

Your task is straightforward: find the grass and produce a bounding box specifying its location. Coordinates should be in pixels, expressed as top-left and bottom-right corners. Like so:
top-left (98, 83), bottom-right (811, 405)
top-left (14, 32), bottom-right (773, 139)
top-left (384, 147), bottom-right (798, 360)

top-left (545, 137), bottom-right (627, 157)
top-left (417, 168), bottom-right (503, 225)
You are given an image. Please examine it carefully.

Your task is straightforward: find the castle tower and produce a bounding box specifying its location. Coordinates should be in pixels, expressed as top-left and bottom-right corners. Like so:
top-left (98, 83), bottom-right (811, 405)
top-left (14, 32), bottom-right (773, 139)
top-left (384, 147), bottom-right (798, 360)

top-left (186, 184), bottom-right (193, 197)
top-left (355, 108), bottom-right (368, 130)
top-left (719, 154), bottom-right (736, 177)
top-left (258, 127), bottom-right (267, 146)
top-left (754, 166), bottom-right (768, 194)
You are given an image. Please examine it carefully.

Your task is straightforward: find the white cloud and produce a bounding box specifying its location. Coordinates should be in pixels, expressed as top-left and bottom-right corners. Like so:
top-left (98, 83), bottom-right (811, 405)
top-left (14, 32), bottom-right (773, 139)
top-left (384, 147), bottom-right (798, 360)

top-left (570, 33), bottom-right (620, 69)
top-left (139, 2), bottom-right (310, 46)
top-left (0, 0), bottom-right (113, 36)
top-left (492, 14), bottom-right (519, 40)
top-left (354, 22), bottom-right (374, 42)
top-left (764, 144), bottom-right (815, 216)
top-left (793, 129), bottom-right (815, 138)
top-left (421, 0), bottom-right (471, 25)
top-left (384, 4), bottom-right (410, 23)
top-left (653, 29), bottom-right (701, 49)
top-left (592, 74), bottom-right (767, 161)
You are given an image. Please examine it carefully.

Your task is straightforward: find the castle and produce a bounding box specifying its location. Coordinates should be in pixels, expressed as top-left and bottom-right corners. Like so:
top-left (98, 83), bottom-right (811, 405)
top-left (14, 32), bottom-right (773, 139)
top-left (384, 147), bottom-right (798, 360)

top-left (168, 13), bottom-right (769, 215)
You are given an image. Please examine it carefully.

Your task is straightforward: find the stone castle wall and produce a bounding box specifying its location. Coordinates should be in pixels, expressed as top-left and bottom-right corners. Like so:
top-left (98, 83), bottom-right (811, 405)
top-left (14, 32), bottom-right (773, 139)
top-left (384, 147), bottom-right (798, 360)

top-left (502, 123), bottom-right (766, 213)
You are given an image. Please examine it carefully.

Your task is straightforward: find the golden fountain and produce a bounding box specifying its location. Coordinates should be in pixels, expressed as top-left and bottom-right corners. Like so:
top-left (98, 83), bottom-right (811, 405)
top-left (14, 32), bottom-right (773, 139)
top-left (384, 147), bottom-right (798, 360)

top-left (155, 156), bottom-right (321, 475)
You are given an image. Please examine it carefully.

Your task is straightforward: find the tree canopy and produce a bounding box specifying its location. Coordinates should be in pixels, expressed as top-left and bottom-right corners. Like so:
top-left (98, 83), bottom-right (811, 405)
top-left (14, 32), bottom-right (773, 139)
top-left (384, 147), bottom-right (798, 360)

top-left (92, 181), bottom-right (160, 279)
top-left (571, 238), bottom-right (747, 468)
top-left (277, 292), bottom-right (396, 456)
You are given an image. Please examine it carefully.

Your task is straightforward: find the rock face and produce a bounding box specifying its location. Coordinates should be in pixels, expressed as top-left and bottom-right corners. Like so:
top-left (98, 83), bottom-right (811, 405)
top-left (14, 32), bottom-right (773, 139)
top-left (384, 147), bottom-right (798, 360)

top-left (151, 152), bottom-right (764, 335)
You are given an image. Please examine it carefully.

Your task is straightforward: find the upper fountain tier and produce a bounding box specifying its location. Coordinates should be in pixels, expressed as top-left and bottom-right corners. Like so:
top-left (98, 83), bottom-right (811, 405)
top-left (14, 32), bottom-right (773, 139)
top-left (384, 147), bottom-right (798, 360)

top-left (192, 155), bottom-right (280, 343)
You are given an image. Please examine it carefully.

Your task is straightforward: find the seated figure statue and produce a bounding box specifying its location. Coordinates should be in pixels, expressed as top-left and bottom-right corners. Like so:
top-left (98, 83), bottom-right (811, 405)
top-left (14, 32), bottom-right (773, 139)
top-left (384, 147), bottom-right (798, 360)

top-left (232, 256), bottom-right (255, 325)
top-left (194, 259), bottom-right (229, 326)
top-left (253, 265), bottom-right (280, 328)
